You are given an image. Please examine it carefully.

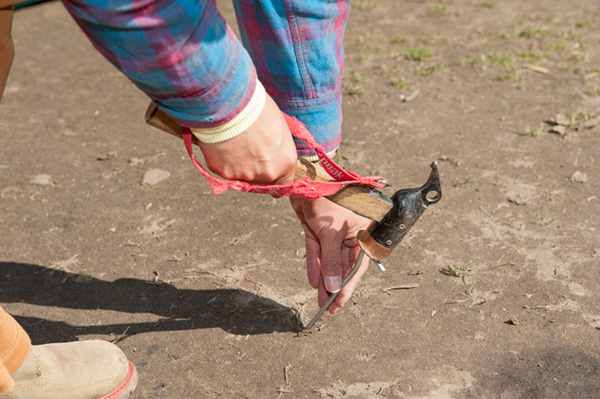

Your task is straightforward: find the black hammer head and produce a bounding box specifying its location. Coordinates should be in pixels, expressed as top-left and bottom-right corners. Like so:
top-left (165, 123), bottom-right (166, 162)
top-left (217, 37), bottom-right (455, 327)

top-left (358, 161), bottom-right (442, 262)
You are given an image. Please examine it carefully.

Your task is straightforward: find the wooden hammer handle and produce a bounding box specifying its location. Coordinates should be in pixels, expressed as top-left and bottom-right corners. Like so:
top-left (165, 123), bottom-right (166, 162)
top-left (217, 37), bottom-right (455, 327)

top-left (144, 103), bottom-right (392, 221)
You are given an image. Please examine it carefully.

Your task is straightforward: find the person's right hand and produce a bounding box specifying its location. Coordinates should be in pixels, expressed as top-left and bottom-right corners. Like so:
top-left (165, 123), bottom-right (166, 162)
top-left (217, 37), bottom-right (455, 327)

top-left (290, 196), bottom-right (373, 314)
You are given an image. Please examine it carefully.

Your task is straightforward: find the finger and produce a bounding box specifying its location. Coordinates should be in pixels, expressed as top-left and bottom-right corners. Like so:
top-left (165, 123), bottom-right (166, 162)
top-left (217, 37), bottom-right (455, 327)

top-left (328, 300), bottom-right (340, 314)
top-left (319, 232), bottom-right (345, 294)
top-left (317, 281), bottom-right (340, 314)
top-left (317, 280), bottom-right (328, 307)
top-left (305, 235), bottom-right (321, 289)
top-left (334, 248), bottom-right (370, 309)
top-left (340, 245), bottom-right (353, 278)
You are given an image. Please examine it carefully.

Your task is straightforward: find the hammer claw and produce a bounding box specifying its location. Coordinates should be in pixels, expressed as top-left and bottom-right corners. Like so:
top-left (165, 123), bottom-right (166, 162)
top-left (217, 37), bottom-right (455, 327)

top-left (357, 161), bottom-right (442, 263)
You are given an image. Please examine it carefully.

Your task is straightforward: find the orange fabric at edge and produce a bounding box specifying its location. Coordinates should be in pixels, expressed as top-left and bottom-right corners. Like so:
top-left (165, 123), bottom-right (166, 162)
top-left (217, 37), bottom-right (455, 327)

top-left (0, 306), bottom-right (31, 392)
top-left (0, 4), bottom-right (15, 104)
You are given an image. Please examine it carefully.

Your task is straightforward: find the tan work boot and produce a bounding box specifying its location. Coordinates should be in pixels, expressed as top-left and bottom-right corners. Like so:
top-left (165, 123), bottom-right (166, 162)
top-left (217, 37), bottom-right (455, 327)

top-left (0, 340), bottom-right (137, 399)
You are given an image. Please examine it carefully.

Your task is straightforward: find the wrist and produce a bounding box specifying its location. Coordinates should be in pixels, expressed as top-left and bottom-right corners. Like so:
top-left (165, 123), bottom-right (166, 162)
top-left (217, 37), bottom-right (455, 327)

top-left (197, 95), bottom-right (298, 185)
top-left (300, 147), bottom-right (343, 169)
top-left (190, 80), bottom-right (267, 144)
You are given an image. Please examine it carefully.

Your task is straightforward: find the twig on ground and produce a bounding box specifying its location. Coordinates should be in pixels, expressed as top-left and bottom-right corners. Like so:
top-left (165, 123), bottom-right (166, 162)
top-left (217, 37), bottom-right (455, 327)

top-left (383, 284), bottom-right (419, 294)
top-left (487, 261), bottom-right (519, 271)
top-left (401, 89), bottom-right (420, 102)
top-left (110, 326), bottom-right (130, 344)
top-left (523, 64), bottom-right (549, 74)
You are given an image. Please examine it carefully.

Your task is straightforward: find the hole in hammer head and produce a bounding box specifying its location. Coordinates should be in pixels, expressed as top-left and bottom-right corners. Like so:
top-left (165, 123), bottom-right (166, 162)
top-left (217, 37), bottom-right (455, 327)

top-left (425, 190), bottom-right (440, 203)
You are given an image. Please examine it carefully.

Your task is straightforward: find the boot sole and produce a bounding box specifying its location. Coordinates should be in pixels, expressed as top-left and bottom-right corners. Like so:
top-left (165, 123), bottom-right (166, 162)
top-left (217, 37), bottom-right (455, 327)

top-left (98, 361), bottom-right (138, 399)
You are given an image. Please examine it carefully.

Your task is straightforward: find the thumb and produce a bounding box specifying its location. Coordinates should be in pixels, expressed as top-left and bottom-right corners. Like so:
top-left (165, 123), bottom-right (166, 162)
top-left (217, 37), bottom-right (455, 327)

top-left (318, 235), bottom-right (344, 293)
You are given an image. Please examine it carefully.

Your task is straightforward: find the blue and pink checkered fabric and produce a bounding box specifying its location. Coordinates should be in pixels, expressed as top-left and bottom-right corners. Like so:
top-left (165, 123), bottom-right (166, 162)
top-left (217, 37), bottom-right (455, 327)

top-left (62, 0), bottom-right (349, 156)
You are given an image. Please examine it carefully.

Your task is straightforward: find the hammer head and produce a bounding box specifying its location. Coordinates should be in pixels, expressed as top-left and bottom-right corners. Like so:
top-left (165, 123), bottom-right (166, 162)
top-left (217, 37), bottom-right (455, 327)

top-left (357, 161), bottom-right (442, 262)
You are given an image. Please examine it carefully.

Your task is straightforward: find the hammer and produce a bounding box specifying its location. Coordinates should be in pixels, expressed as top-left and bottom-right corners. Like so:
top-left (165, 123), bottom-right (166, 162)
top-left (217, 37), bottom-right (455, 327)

top-left (145, 103), bottom-right (442, 328)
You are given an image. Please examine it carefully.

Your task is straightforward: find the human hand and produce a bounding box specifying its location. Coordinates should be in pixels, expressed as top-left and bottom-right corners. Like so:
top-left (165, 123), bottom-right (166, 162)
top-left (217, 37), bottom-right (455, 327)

top-left (197, 96), bottom-right (297, 186)
top-left (289, 196), bottom-right (373, 313)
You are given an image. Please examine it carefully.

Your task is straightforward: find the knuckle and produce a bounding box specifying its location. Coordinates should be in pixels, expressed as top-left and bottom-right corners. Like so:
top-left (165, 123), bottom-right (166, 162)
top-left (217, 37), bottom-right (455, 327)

top-left (320, 260), bottom-right (340, 274)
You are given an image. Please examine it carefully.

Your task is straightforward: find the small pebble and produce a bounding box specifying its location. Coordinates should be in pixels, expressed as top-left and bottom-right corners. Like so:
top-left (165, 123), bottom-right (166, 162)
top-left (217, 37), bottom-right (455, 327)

top-left (128, 157), bottom-right (144, 166)
top-left (507, 194), bottom-right (527, 206)
top-left (30, 174), bottom-right (52, 186)
top-left (570, 171), bottom-right (588, 184)
top-left (142, 169), bottom-right (170, 186)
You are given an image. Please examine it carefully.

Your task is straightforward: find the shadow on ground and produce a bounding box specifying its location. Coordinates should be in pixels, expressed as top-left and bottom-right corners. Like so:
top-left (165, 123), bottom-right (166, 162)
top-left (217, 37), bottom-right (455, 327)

top-left (472, 347), bottom-right (600, 399)
top-left (0, 262), bottom-right (301, 343)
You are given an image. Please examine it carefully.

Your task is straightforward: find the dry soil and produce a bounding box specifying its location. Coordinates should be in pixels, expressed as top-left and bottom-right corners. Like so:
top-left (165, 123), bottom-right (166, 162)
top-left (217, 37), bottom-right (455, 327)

top-left (1, 0), bottom-right (599, 398)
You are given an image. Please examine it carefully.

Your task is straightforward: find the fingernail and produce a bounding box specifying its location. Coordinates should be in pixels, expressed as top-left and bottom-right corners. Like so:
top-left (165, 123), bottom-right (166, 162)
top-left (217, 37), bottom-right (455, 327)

top-left (324, 276), bottom-right (341, 293)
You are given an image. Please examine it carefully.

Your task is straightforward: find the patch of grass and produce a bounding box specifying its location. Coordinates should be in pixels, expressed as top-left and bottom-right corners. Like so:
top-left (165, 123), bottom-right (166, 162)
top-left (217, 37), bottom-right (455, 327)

top-left (485, 52), bottom-right (516, 69)
top-left (419, 66), bottom-right (436, 76)
top-left (359, 54), bottom-right (374, 64)
top-left (567, 109), bottom-right (597, 127)
top-left (568, 53), bottom-right (585, 63)
top-left (403, 46), bottom-right (432, 61)
top-left (343, 84), bottom-right (364, 96)
top-left (497, 74), bottom-right (517, 82)
top-left (519, 15), bottom-right (537, 24)
top-left (575, 20), bottom-right (590, 28)
top-left (521, 126), bottom-right (541, 137)
top-left (343, 72), bottom-right (366, 95)
top-left (428, 4), bottom-right (447, 14)
top-left (536, 213), bottom-right (555, 225)
top-left (377, 64), bottom-right (389, 74)
top-left (460, 53), bottom-right (515, 69)
top-left (458, 56), bottom-right (482, 67)
top-left (568, 111), bottom-right (582, 127)
top-left (520, 50), bottom-right (545, 64)
top-left (546, 40), bottom-right (566, 51)
top-left (501, 27), bottom-right (580, 40)
top-left (452, 176), bottom-right (473, 186)
top-left (391, 36), bottom-right (407, 44)
top-left (351, 72), bottom-right (365, 83)
top-left (354, 0), bottom-right (376, 11)
top-left (515, 27), bottom-right (555, 38)
top-left (389, 49), bottom-right (401, 59)
top-left (389, 76), bottom-right (409, 90)
top-left (443, 264), bottom-right (471, 279)
top-left (355, 41), bottom-right (380, 65)
top-left (421, 34), bottom-right (448, 45)
top-left (419, 63), bottom-right (444, 76)
top-left (482, 1), bottom-right (498, 8)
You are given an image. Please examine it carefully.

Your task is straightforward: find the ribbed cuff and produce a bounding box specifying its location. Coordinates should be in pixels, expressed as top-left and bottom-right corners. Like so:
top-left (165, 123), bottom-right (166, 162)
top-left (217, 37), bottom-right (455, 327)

top-left (191, 80), bottom-right (266, 144)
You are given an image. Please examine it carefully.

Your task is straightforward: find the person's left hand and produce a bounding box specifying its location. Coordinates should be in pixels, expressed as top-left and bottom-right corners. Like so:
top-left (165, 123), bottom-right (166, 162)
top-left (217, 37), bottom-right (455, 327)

top-left (289, 196), bottom-right (373, 313)
top-left (197, 95), bottom-right (297, 186)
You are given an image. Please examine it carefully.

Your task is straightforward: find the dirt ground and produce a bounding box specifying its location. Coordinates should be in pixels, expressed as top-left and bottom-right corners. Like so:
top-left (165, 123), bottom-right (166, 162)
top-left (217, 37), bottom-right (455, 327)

top-left (1, 0), bottom-right (599, 398)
